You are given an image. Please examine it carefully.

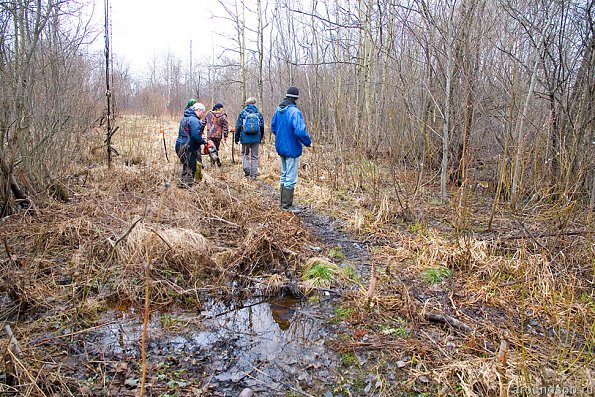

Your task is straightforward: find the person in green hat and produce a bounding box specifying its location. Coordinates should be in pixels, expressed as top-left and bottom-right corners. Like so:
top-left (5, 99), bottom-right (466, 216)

top-left (175, 102), bottom-right (206, 187)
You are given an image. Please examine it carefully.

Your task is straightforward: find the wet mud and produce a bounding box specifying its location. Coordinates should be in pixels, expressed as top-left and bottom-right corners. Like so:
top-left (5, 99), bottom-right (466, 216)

top-left (86, 294), bottom-right (341, 395)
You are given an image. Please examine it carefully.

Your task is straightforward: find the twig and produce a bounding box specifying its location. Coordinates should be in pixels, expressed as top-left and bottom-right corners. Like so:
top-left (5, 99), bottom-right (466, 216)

top-left (6, 348), bottom-right (47, 396)
top-left (366, 263), bottom-right (377, 304)
top-left (2, 237), bottom-right (16, 266)
top-left (249, 365), bottom-right (316, 397)
top-left (420, 328), bottom-right (450, 358)
top-left (102, 216), bottom-right (144, 269)
top-left (4, 325), bottom-right (22, 356)
top-left (496, 228), bottom-right (589, 242)
top-left (148, 227), bottom-right (173, 251)
top-left (140, 187), bottom-right (169, 396)
top-left (109, 216), bottom-right (144, 249)
top-left (30, 321), bottom-right (118, 347)
top-left (425, 312), bottom-right (473, 333)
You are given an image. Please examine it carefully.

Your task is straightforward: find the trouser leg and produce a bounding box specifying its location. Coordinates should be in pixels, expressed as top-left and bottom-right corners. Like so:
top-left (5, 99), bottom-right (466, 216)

top-left (250, 143), bottom-right (259, 179)
top-left (283, 157), bottom-right (299, 189)
top-left (241, 144), bottom-right (250, 176)
top-left (176, 143), bottom-right (193, 187)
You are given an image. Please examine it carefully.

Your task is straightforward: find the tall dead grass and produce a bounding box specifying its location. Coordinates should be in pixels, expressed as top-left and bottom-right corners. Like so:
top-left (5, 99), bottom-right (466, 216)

top-left (0, 115), bottom-right (323, 395)
top-left (295, 143), bottom-right (595, 395)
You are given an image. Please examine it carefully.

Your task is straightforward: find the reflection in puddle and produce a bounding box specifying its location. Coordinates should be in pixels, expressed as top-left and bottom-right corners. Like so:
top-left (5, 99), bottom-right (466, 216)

top-left (269, 297), bottom-right (296, 331)
top-left (94, 296), bottom-right (335, 394)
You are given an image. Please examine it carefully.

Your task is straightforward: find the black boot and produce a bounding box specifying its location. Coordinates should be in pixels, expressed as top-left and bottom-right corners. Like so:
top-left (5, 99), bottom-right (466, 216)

top-left (279, 184), bottom-right (284, 208)
top-left (281, 186), bottom-right (300, 213)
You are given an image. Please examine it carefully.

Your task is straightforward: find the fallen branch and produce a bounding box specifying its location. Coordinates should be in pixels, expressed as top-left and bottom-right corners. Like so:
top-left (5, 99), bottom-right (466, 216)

top-left (496, 229), bottom-right (589, 241)
top-left (109, 216), bottom-right (144, 249)
top-left (104, 216), bottom-right (144, 264)
top-left (30, 321), bottom-right (117, 347)
top-left (425, 312), bottom-right (473, 333)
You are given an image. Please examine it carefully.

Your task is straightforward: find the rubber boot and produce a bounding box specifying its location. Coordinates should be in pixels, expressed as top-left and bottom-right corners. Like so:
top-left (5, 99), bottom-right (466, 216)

top-left (279, 184), bottom-right (284, 208)
top-left (281, 186), bottom-right (300, 213)
top-left (194, 165), bottom-right (203, 183)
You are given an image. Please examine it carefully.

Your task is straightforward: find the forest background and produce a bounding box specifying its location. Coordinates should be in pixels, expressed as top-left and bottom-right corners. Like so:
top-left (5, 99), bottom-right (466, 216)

top-left (1, 0), bottom-right (594, 213)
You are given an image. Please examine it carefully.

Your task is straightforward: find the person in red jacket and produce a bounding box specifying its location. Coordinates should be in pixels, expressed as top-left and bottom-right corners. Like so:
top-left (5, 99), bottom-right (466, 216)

top-left (203, 103), bottom-right (229, 166)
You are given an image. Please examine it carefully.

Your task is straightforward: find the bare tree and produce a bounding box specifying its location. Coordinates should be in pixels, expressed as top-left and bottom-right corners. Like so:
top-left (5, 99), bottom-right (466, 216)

top-left (0, 1), bottom-right (96, 215)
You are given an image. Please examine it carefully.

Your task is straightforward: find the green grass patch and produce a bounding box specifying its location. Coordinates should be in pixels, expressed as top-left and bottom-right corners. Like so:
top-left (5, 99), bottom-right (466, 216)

top-left (421, 266), bottom-right (452, 284)
top-left (302, 258), bottom-right (355, 289)
top-left (328, 246), bottom-right (346, 259)
top-left (379, 324), bottom-right (409, 337)
top-left (340, 352), bottom-right (359, 366)
top-left (407, 221), bottom-right (428, 235)
top-left (331, 306), bottom-right (352, 323)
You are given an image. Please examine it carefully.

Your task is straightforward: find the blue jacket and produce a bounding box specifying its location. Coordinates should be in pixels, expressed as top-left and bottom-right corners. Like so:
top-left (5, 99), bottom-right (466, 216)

top-left (271, 99), bottom-right (311, 158)
top-left (176, 108), bottom-right (206, 151)
top-left (235, 104), bottom-right (265, 144)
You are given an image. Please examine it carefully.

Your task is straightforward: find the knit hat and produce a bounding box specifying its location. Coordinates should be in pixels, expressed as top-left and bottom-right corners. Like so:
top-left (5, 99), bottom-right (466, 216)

top-left (186, 98), bottom-right (197, 109)
top-left (286, 86), bottom-right (299, 98)
top-left (212, 103), bottom-right (223, 111)
top-left (192, 102), bottom-right (206, 112)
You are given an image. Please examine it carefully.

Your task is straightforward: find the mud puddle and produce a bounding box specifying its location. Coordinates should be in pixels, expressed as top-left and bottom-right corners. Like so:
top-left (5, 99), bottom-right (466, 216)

top-left (89, 295), bottom-right (339, 395)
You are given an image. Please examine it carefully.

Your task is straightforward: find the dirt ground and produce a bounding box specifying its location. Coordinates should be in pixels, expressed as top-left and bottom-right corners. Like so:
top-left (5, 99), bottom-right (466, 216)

top-left (1, 116), bottom-right (594, 396)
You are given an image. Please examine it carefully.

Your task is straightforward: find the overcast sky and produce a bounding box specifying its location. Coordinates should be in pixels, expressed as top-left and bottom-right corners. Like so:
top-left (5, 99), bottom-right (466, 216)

top-left (91, 0), bottom-right (223, 77)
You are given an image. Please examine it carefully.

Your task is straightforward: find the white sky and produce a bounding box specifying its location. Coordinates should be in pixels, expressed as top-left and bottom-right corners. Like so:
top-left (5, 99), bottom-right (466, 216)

top-left (91, 0), bottom-right (223, 77)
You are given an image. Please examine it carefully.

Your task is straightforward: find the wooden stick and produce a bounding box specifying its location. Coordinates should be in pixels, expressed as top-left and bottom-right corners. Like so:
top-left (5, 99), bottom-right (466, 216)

top-left (496, 229), bottom-right (588, 241)
top-left (30, 321), bottom-right (117, 347)
top-left (4, 325), bottom-right (22, 356)
top-left (425, 312), bottom-right (473, 333)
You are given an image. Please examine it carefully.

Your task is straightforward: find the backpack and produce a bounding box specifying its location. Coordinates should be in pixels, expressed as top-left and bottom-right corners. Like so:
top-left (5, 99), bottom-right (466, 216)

top-left (242, 112), bottom-right (260, 135)
top-left (207, 112), bottom-right (223, 138)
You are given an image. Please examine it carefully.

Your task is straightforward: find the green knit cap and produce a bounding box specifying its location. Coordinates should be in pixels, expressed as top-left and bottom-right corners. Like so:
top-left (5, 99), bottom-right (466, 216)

top-left (186, 98), bottom-right (197, 109)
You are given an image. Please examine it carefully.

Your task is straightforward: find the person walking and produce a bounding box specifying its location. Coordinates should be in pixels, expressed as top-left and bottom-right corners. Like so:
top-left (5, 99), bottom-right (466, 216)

top-left (203, 103), bottom-right (229, 166)
top-left (235, 97), bottom-right (265, 179)
top-left (271, 86), bottom-right (312, 212)
top-left (175, 102), bottom-right (206, 187)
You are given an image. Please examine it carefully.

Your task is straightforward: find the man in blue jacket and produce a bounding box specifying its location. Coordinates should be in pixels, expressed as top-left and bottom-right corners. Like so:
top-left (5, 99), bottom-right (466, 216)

top-left (271, 86), bottom-right (312, 212)
top-left (235, 97), bottom-right (265, 179)
top-left (175, 102), bottom-right (206, 188)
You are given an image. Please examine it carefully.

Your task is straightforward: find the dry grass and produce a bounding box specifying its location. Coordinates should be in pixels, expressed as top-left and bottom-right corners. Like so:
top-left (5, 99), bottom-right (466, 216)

top-left (292, 142), bottom-right (595, 395)
top-left (0, 115), bottom-right (324, 395)
top-left (1, 116), bottom-right (593, 395)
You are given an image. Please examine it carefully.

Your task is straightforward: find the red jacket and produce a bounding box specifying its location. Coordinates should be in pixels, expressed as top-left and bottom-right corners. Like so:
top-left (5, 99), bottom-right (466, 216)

top-left (204, 110), bottom-right (229, 139)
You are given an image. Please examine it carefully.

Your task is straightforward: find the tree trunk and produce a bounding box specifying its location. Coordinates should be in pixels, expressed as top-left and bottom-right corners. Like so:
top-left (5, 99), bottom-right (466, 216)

top-left (441, 6), bottom-right (454, 202)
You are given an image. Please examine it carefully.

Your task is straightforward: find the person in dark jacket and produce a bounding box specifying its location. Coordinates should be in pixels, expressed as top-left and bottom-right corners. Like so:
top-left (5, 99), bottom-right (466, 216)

top-left (175, 102), bottom-right (206, 187)
top-left (271, 86), bottom-right (312, 211)
top-left (235, 97), bottom-right (265, 179)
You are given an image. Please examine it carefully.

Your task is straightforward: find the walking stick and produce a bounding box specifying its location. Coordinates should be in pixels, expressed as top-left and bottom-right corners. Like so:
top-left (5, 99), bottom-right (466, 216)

top-left (231, 137), bottom-right (236, 164)
top-left (160, 127), bottom-right (169, 162)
